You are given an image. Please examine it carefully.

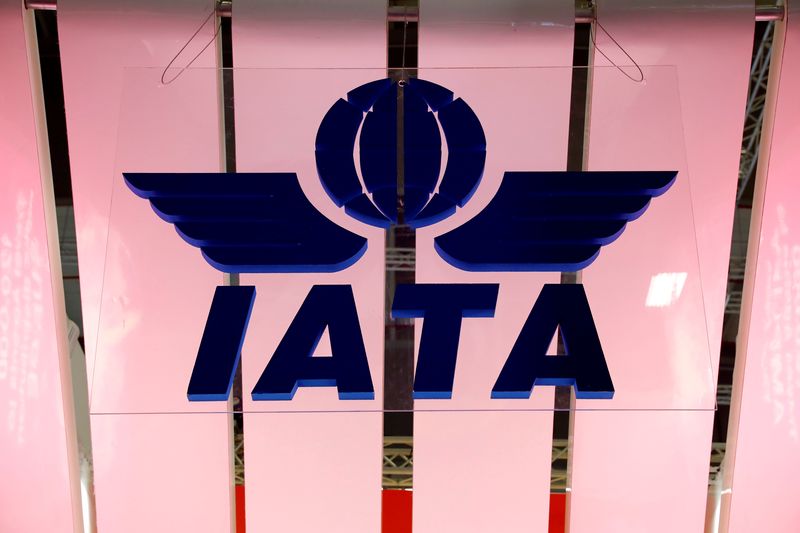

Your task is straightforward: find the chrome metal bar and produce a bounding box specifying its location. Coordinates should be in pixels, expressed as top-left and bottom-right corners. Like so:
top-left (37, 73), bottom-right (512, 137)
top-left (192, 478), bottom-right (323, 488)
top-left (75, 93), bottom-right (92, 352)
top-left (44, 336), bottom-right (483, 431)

top-left (756, 5), bottom-right (786, 21)
top-left (219, 0), bottom-right (231, 17)
top-left (24, 0), bottom-right (56, 10)
top-left (24, 0), bottom-right (786, 22)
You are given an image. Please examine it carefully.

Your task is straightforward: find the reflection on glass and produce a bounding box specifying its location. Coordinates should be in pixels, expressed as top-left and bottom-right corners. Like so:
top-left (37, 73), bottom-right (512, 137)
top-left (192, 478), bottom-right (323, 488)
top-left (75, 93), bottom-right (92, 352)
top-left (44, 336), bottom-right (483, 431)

top-left (645, 272), bottom-right (688, 308)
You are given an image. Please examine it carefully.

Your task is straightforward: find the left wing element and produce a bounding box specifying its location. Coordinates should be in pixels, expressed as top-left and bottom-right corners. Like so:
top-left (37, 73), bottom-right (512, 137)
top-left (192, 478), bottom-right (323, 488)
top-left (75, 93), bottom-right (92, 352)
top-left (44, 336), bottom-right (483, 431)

top-left (124, 172), bottom-right (368, 273)
top-left (434, 171), bottom-right (677, 272)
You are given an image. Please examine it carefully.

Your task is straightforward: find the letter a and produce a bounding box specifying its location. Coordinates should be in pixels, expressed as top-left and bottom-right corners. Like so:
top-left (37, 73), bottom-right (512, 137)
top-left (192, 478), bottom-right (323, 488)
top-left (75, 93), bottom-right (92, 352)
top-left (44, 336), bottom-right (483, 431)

top-left (492, 284), bottom-right (614, 400)
top-left (252, 285), bottom-right (374, 400)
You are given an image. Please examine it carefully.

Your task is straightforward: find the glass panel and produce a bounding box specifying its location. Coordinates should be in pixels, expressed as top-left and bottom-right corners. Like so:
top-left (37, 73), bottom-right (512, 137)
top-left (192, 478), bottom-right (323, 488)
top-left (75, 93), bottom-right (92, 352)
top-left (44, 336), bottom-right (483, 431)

top-left (92, 66), bottom-right (711, 414)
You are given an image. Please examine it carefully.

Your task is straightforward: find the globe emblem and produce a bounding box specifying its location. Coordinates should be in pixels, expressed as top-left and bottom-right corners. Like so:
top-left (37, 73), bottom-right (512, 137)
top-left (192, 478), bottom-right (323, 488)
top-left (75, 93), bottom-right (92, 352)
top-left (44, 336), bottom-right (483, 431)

top-left (315, 78), bottom-right (487, 228)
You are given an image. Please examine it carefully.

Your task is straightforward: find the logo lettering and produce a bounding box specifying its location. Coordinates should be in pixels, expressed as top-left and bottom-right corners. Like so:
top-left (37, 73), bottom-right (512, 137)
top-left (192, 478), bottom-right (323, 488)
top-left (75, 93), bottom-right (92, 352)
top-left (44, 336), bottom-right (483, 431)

top-left (124, 77), bottom-right (676, 405)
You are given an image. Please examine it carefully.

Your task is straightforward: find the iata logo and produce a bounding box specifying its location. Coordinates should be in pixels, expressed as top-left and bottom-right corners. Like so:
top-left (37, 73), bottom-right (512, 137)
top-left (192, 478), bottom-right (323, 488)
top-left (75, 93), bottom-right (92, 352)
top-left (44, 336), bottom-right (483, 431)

top-left (124, 78), bottom-right (675, 404)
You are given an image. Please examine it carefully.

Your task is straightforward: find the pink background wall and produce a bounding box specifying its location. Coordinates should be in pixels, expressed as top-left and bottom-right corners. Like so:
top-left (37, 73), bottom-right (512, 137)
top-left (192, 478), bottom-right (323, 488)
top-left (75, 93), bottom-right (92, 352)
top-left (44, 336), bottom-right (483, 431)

top-left (722, 5), bottom-right (800, 531)
top-left (415, 2), bottom-right (574, 531)
top-left (232, 1), bottom-right (387, 531)
top-left (568, 2), bottom-right (754, 532)
top-left (58, 1), bottom-right (235, 530)
top-left (0, 1), bottom-right (82, 530)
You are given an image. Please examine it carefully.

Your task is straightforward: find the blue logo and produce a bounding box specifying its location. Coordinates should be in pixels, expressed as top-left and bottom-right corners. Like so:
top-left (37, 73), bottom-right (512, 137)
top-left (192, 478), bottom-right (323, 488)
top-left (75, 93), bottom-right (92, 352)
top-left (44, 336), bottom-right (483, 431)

top-left (124, 78), bottom-right (676, 404)
top-left (315, 78), bottom-right (486, 229)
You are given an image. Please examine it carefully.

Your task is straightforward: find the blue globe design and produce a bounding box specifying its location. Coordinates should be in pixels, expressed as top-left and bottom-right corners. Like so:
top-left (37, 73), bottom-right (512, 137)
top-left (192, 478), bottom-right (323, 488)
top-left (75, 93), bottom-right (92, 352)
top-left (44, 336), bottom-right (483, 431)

top-left (315, 78), bottom-right (487, 228)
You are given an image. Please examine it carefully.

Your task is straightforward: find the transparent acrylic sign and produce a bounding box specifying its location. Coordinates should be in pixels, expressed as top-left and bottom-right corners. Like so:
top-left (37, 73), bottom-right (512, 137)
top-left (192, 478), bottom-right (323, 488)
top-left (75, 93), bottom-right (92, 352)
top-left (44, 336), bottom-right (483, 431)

top-left (91, 66), bottom-right (713, 415)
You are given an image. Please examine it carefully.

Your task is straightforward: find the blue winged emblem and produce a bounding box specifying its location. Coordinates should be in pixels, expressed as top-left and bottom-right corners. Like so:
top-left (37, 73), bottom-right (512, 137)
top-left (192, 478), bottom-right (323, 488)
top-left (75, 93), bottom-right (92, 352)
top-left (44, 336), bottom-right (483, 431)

top-left (124, 79), bottom-right (676, 274)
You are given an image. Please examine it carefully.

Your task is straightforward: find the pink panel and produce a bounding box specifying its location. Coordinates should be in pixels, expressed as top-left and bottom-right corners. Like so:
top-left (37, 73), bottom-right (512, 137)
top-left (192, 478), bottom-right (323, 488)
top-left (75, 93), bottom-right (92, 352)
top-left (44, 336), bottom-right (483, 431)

top-left (90, 414), bottom-right (233, 532)
top-left (58, 0), bottom-right (221, 390)
top-left (0, 2), bottom-right (81, 530)
top-left (420, 0), bottom-right (576, 67)
top-left (58, 2), bottom-right (234, 530)
top-left (86, 68), bottom-right (227, 415)
top-left (569, 3), bottom-right (754, 532)
top-left (232, 2), bottom-right (386, 531)
top-left (243, 412), bottom-right (383, 532)
top-left (591, 0), bottom-right (754, 378)
top-left (413, 68), bottom-right (570, 413)
top-left (570, 411), bottom-right (715, 532)
top-left (722, 7), bottom-right (800, 532)
top-left (233, 0), bottom-right (386, 68)
top-left (414, 412), bottom-right (554, 532)
top-left (580, 65), bottom-right (712, 412)
top-left (414, 3), bottom-right (574, 531)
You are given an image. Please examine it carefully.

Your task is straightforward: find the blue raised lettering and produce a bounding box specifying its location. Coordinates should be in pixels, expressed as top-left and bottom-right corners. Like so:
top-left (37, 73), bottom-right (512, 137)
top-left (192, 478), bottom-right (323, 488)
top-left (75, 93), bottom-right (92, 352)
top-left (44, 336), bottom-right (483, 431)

top-left (392, 284), bottom-right (499, 399)
top-left (492, 284), bottom-right (614, 399)
top-left (252, 285), bottom-right (374, 400)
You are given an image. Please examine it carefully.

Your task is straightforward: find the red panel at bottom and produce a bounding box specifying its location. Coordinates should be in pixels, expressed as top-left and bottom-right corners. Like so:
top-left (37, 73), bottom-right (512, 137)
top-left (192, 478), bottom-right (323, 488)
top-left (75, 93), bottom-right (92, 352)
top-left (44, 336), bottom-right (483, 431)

top-left (236, 485), bottom-right (246, 533)
top-left (549, 493), bottom-right (566, 533)
top-left (239, 485), bottom-right (562, 531)
top-left (380, 489), bottom-right (565, 531)
top-left (383, 490), bottom-right (412, 533)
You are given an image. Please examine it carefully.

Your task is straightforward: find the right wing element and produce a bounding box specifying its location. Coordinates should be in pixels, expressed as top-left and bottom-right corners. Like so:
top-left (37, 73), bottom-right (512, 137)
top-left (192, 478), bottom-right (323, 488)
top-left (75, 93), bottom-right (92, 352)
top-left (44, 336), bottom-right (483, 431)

top-left (434, 170), bottom-right (677, 272)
